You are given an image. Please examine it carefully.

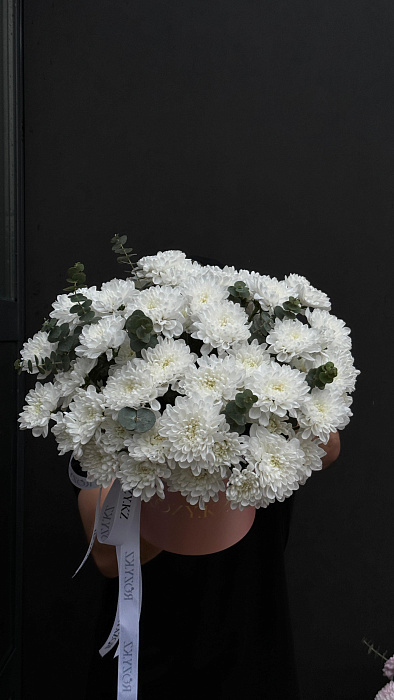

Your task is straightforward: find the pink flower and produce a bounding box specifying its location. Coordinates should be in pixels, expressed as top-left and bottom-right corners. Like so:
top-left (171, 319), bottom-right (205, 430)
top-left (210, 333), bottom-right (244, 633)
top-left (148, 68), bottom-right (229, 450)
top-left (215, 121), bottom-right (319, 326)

top-left (384, 656), bottom-right (394, 681)
top-left (375, 681), bottom-right (394, 700)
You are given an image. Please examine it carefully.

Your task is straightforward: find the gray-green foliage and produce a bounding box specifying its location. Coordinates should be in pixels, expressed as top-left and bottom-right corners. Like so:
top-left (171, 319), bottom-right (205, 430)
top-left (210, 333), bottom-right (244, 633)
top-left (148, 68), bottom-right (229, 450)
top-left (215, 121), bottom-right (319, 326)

top-left (306, 361), bottom-right (338, 390)
top-left (228, 281), bottom-right (251, 306)
top-left (125, 310), bottom-right (158, 355)
top-left (118, 406), bottom-right (156, 433)
top-left (111, 234), bottom-right (137, 270)
top-left (224, 390), bottom-right (258, 434)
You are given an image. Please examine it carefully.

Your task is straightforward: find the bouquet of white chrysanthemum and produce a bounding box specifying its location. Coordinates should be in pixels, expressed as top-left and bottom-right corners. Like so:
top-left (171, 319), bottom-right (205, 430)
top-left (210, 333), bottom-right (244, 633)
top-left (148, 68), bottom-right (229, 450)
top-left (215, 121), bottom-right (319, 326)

top-left (16, 236), bottom-right (359, 511)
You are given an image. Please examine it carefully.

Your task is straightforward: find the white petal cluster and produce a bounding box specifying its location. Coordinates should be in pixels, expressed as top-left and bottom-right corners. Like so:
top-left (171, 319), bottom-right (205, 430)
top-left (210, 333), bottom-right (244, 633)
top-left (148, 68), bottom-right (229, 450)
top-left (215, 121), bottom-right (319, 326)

top-left (18, 382), bottom-right (60, 437)
top-left (177, 354), bottom-right (243, 404)
top-left (297, 436), bottom-right (326, 484)
top-left (54, 357), bottom-right (97, 407)
top-left (253, 276), bottom-right (297, 313)
top-left (246, 427), bottom-right (306, 504)
top-left (298, 386), bottom-right (352, 443)
top-left (75, 315), bottom-right (126, 360)
top-left (99, 416), bottom-right (132, 453)
top-left (20, 331), bottom-right (58, 374)
top-left (52, 385), bottom-right (105, 458)
top-left (246, 363), bottom-right (310, 421)
top-left (226, 468), bottom-right (263, 510)
top-left (180, 270), bottom-right (229, 314)
top-left (266, 317), bottom-right (322, 363)
top-left (102, 360), bottom-right (160, 414)
top-left (18, 248), bottom-right (358, 511)
top-left (159, 396), bottom-right (229, 474)
top-left (226, 339), bottom-right (271, 378)
top-left (79, 439), bottom-right (121, 487)
top-left (91, 278), bottom-right (138, 315)
top-left (125, 418), bottom-right (168, 464)
top-left (190, 300), bottom-right (251, 352)
top-left (306, 308), bottom-right (352, 352)
top-left (117, 454), bottom-right (172, 500)
top-left (285, 273), bottom-right (331, 310)
top-left (167, 466), bottom-right (226, 510)
top-left (135, 250), bottom-right (200, 286)
top-left (125, 285), bottom-right (186, 337)
top-left (141, 336), bottom-right (196, 388)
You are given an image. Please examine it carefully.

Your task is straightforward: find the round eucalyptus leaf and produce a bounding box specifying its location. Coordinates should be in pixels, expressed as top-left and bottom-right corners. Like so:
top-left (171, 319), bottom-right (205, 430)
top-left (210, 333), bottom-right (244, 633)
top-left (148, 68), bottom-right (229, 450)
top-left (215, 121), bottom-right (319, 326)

top-left (118, 407), bottom-right (138, 430)
top-left (133, 408), bottom-right (156, 433)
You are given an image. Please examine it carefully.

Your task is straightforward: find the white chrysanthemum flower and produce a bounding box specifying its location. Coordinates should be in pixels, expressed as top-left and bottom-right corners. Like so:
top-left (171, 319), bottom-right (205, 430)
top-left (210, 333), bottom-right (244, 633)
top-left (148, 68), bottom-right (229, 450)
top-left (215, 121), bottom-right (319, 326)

top-left (102, 360), bottom-right (160, 413)
top-left (285, 273), bottom-right (331, 310)
top-left (325, 347), bottom-right (360, 394)
top-left (190, 300), bottom-right (251, 353)
top-left (177, 354), bottom-right (243, 404)
top-left (237, 270), bottom-right (266, 297)
top-left (141, 336), bottom-right (197, 387)
top-left (54, 357), bottom-right (97, 407)
top-left (79, 439), bottom-right (121, 487)
top-left (298, 385), bottom-right (352, 443)
top-left (246, 363), bottom-right (310, 421)
top-left (226, 339), bottom-right (271, 378)
top-left (125, 418), bottom-right (168, 464)
top-left (305, 308), bottom-right (352, 352)
top-left (212, 433), bottom-right (245, 476)
top-left (297, 436), bottom-right (326, 484)
top-left (49, 286), bottom-right (98, 327)
top-left (226, 467), bottom-right (264, 510)
top-left (167, 465), bottom-right (225, 510)
top-left (125, 285), bottom-right (186, 337)
top-left (75, 315), bottom-right (126, 360)
top-left (99, 416), bottom-right (132, 454)
top-left (253, 276), bottom-right (297, 313)
top-left (117, 454), bottom-right (171, 500)
top-left (18, 381), bottom-right (61, 437)
top-left (20, 331), bottom-right (58, 374)
top-left (51, 412), bottom-right (75, 455)
top-left (109, 338), bottom-right (136, 373)
top-left (159, 396), bottom-right (228, 473)
top-left (60, 385), bottom-right (106, 455)
top-left (135, 250), bottom-right (200, 286)
top-left (246, 427), bottom-right (305, 503)
top-left (91, 278), bottom-right (138, 315)
top-left (252, 415), bottom-right (295, 437)
top-left (375, 682), bottom-right (394, 700)
top-left (266, 317), bottom-right (322, 363)
top-left (180, 270), bottom-right (230, 314)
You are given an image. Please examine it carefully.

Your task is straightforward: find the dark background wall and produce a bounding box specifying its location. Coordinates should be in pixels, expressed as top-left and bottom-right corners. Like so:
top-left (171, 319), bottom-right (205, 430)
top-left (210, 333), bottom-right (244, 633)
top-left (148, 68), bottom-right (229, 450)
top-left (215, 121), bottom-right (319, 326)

top-left (23, 2), bottom-right (393, 698)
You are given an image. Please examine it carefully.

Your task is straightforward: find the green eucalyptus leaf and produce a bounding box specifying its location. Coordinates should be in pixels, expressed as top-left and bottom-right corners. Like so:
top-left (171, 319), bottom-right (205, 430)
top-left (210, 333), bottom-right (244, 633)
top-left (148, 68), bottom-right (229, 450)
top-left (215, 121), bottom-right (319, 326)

top-left (133, 408), bottom-right (156, 433)
top-left (27, 359), bottom-right (33, 373)
top-left (118, 407), bottom-right (138, 430)
top-left (79, 310), bottom-right (95, 324)
top-left (48, 326), bottom-right (62, 342)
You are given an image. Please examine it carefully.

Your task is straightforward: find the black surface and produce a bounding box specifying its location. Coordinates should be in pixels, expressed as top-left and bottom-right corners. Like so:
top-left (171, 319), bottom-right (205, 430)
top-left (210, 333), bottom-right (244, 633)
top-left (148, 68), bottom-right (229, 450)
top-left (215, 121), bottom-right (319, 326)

top-left (22, 2), bottom-right (394, 699)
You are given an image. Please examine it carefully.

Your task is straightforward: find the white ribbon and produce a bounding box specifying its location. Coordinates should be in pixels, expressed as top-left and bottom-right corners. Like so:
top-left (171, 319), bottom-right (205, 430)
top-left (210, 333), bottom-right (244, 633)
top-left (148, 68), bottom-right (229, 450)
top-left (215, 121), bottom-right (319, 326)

top-left (96, 481), bottom-right (142, 700)
top-left (69, 460), bottom-right (143, 699)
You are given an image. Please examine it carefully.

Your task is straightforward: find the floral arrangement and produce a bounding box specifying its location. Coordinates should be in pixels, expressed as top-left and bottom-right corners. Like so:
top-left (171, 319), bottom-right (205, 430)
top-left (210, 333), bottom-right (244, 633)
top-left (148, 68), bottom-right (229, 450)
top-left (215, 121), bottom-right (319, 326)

top-left (16, 237), bottom-right (359, 510)
top-left (363, 639), bottom-right (394, 699)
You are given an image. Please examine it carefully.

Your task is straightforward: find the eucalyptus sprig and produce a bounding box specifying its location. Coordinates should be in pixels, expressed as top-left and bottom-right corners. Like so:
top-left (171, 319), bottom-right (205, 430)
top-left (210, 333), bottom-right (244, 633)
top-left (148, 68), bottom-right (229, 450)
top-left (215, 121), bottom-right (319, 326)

top-left (306, 361), bottom-right (338, 391)
top-left (273, 296), bottom-right (303, 321)
top-left (111, 234), bottom-right (137, 271)
top-left (228, 281), bottom-right (251, 307)
top-left (125, 310), bottom-right (158, 355)
top-left (224, 390), bottom-right (258, 434)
